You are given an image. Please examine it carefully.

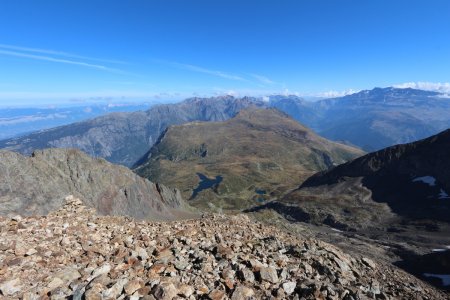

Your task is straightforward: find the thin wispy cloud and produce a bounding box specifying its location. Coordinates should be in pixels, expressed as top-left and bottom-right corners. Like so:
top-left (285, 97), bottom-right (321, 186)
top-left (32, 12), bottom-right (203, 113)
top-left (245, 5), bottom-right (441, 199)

top-left (0, 43), bottom-right (126, 64)
top-left (155, 59), bottom-right (281, 86)
top-left (0, 49), bottom-right (125, 74)
top-left (249, 73), bottom-right (275, 85)
top-left (157, 59), bottom-right (246, 81)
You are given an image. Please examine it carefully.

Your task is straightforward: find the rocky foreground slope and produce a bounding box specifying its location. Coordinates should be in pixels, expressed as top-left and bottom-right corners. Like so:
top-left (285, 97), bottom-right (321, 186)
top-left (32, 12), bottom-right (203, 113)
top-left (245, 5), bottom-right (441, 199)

top-left (0, 197), bottom-right (446, 299)
top-left (0, 149), bottom-right (192, 220)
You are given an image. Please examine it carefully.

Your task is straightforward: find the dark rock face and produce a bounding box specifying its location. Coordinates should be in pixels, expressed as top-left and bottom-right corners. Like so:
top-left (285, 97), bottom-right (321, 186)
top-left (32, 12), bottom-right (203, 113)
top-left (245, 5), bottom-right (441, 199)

top-left (263, 128), bottom-right (450, 234)
top-left (299, 128), bottom-right (450, 222)
top-left (0, 96), bottom-right (264, 167)
top-left (0, 148), bottom-right (192, 220)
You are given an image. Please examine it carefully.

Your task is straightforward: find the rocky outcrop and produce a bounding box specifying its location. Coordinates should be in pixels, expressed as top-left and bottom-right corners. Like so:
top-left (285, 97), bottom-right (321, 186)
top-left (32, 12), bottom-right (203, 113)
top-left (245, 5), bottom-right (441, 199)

top-left (0, 148), bottom-right (192, 220)
top-left (0, 197), bottom-right (446, 299)
top-left (0, 96), bottom-right (264, 167)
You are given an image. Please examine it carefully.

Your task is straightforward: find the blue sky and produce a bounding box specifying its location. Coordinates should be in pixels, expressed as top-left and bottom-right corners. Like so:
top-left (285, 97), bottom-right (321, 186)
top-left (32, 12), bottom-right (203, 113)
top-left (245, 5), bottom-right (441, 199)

top-left (0, 0), bottom-right (450, 106)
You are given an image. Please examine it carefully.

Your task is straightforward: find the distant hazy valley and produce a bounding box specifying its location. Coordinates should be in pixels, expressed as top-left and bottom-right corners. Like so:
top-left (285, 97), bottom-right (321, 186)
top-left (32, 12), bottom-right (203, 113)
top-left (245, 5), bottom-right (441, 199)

top-left (0, 102), bottom-right (153, 140)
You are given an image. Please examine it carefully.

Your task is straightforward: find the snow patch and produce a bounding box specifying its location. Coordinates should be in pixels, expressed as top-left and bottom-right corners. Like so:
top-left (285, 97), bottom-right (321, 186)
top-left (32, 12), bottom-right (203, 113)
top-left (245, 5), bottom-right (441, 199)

top-left (439, 189), bottom-right (450, 199)
top-left (423, 273), bottom-right (450, 286)
top-left (432, 248), bottom-right (447, 252)
top-left (331, 228), bottom-right (343, 233)
top-left (413, 176), bottom-right (436, 187)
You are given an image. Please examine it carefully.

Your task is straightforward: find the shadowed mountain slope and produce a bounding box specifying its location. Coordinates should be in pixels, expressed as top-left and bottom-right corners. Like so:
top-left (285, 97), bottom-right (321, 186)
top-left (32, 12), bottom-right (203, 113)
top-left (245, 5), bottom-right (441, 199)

top-left (296, 127), bottom-right (450, 223)
top-left (256, 128), bottom-right (450, 232)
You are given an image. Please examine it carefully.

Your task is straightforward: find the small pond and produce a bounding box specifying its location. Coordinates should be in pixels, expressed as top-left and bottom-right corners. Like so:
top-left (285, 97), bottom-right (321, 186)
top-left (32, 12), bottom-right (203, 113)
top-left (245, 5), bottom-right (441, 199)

top-left (190, 173), bottom-right (223, 199)
top-left (255, 188), bottom-right (267, 195)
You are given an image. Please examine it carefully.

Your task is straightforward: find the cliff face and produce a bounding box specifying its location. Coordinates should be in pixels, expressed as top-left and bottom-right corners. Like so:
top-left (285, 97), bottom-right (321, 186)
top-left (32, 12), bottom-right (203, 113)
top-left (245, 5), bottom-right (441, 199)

top-left (0, 197), bottom-right (446, 299)
top-left (0, 148), bottom-right (192, 220)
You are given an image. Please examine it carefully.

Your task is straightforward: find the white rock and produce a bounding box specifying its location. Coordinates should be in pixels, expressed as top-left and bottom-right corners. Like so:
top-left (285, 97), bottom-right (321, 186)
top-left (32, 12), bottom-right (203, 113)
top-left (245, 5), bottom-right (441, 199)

top-left (88, 263), bottom-right (111, 281)
top-left (282, 281), bottom-right (297, 295)
top-left (0, 278), bottom-right (23, 296)
top-left (26, 248), bottom-right (37, 256)
top-left (47, 277), bottom-right (64, 291)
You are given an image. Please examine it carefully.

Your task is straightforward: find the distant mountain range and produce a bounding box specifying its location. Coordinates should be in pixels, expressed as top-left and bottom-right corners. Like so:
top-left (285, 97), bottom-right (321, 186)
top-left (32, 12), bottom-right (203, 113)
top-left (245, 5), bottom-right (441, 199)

top-left (134, 108), bottom-right (363, 210)
top-left (1, 87), bottom-right (450, 167)
top-left (0, 96), bottom-right (264, 167)
top-left (0, 103), bottom-right (153, 140)
top-left (270, 87), bottom-right (450, 151)
top-left (0, 148), bottom-right (193, 220)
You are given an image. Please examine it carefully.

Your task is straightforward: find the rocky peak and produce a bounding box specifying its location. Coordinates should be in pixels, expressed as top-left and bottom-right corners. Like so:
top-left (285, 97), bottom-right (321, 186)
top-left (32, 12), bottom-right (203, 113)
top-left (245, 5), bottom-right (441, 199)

top-left (0, 148), bottom-right (192, 220)
top-left (0, 196), bottom-right (445, 299)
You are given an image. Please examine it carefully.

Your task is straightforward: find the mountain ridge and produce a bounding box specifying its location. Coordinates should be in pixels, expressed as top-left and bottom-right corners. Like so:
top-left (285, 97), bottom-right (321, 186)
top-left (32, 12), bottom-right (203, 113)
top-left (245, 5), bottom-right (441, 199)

top-left (0, 96), bottom-right (265, 167)
top-left (2, 87), bottom-right (450, 167)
